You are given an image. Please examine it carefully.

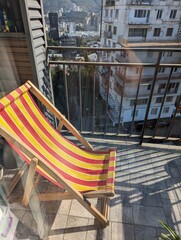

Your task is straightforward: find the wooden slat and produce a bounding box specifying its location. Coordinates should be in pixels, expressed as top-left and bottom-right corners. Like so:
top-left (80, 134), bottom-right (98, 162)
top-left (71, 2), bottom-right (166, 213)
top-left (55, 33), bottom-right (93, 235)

top-left (0, 47), bottom-right (28, 54)
top-left (27, 0), bottom-right (41, 9)
top-left (36, 190), bottom-right (114, 202)
top-left (32, 29), bottom-right (44, 39)
top-left (0, 54), bottom-right (30, 63)
top-left (30, 20), bottom-right (43, 30)
top-left (22, 158), bottom-right (38, 206)
top-left (102, 197), bottom-right (110, 220)
top-left (57, 121), bottom-right (64, 132)
top-left (18, 74), bottom-right (33, 80)
top-left (0, 67), bottom-right (32, 76)
top-left (35, 46), bottom-right (45, 56)
top-left (0, 39), bottom-right (27, 47)
top-left (36, 54), bottom-right (45, 64)
top-left (37, 62), bottom-right (45, 72)
top-left (7, 163), bottom-right (28, 198)
top-left (33, 37), bottom-right (45, 48)
top-left (29, 10), bottom-right (42, 19)
top-left (38, 70), bottom-right (44, 80)
top-left (0, 61), bottom-right (32, 68)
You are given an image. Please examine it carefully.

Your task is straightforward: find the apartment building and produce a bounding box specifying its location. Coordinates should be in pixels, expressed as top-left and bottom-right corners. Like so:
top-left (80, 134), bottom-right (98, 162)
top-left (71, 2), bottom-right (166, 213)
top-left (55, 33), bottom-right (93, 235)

top-left (49, 12), bottom-right (59, 40)
top-left (100, 0), bottom-right (181, 126)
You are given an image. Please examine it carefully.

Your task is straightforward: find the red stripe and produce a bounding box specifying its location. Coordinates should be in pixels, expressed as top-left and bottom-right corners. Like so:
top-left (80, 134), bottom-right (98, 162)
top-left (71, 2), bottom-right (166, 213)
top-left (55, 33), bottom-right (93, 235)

top-left (0, 86), bottom-right (26, 112)
top-left (2, 110), bottom-right (110, 187)
top-left (8, 141), bottom-right (110, 188)
top-left (20, 94), bottom-right (111, 165)
top-left (10, 100), bottom-right (109, 176)
top-left (25, 92), bottom-right (113, 154)
top-left (0, 102), bottom-right (5, 111)
top-left (9, 143), bottom-right (114, 191)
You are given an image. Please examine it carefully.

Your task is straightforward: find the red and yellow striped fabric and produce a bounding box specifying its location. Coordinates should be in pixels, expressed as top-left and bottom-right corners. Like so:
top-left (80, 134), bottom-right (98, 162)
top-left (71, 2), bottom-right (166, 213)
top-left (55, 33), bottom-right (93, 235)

top-left (0, 83), bottom-right (116, 192)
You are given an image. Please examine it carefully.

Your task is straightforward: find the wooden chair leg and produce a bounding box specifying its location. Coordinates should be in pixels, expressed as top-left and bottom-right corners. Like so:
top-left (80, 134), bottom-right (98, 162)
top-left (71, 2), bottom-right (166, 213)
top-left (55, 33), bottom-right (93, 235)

top-left (7, 163), bottom-right (28, 198)
top-left (102, 197), bottom-right (110, 223)
top-left (22, 158), bottom-right (38, 207)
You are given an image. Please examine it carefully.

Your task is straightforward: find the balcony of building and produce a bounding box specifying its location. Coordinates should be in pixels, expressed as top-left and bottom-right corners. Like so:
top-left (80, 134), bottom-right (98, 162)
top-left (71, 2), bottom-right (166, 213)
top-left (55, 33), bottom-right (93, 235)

top-left (105, 0), bottom-right (115, 7)
top-left (104, 30), bottom-right (112, 39)
top-left (118, 36), bottom-right (181, 48)
top-left (131, 0), bottom-right (153, 5)
top-left (104, 17), bottom-right (114, 23)
top-left (128, 17), bottom-right (150, 25)
top-left (1, 45), bottom-right (181, 240)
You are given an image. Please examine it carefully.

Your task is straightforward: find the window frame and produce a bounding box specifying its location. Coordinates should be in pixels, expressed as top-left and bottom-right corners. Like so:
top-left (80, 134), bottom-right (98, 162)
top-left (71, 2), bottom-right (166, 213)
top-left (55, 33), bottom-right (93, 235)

top-left (156, 9), bottom-right (163, 19)
top-left (170, 10), bottom-right (177, 19)
top-left (153, 28), bottom-right (161, 37)
top-left (166, 28), bottom-right (173, 36)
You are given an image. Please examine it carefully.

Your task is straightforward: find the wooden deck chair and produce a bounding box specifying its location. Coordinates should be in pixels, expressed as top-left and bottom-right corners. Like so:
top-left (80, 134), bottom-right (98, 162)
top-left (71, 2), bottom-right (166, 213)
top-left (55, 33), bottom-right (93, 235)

top-left (0, 81), bottom-right (116, 227)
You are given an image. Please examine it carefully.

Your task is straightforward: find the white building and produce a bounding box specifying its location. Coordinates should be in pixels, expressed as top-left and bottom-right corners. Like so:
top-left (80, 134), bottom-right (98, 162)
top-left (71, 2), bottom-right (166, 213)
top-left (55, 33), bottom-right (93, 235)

top-left (100, 0), bottom-right (181, 125)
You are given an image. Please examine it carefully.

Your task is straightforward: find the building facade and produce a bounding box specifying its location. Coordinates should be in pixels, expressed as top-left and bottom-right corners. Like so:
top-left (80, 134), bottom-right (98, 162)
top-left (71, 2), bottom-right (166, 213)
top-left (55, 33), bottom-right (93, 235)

top-left (49, 12), bottom-right (59, 40)
top-left (100, 0), bottom-right (181, 125)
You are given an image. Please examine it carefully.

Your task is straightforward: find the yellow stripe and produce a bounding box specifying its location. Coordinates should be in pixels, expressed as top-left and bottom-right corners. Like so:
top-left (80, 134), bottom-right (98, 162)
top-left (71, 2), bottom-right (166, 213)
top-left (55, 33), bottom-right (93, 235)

top-left (24, 93), bottom-right (107, 160)
top-left (3, 104), bottom-right (110, 182)
top-left (0, 116), bottom-right (114, 191)
top-left (0, 87), bottom-right (115, 191)
top-left (23, 93), bottom-right (109, 160)
top-left (0, 97), bottom-right (10, 107)
top-left (19, 96), bottom-right (108, 169)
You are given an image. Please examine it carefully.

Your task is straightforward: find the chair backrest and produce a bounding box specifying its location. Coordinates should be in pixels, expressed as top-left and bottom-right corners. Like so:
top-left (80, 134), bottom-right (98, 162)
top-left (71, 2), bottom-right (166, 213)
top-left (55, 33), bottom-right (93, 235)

top-left (0, 82), bottom-right (116, 193)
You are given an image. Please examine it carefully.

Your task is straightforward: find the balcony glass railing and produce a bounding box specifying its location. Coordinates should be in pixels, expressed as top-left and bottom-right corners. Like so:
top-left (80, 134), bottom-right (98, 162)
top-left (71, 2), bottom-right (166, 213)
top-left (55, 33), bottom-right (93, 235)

top-left (47, 46), bottom-right (181, 145)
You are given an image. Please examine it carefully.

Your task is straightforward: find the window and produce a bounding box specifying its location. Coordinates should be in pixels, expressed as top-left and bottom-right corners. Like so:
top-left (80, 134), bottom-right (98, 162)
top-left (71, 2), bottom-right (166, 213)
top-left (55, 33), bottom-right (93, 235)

top-left (175, 82), bottom-right (179, 92)
top-left (113, 26), bottom-right (117, 35)
top-left (134, 10), bottom-right (147, 18)
top-left (105, 9), bottom-right (108, 17)
top-left (160, 83), bottom-right (166, 89)
top-left (158, 67), bottom-right (165, 73)
top-left (151, 108), bottom-right (158, 115)
top-left (167, 51), bottom-right (173, 57)
top-left (130, 98), bottom-right (148, 106)
top-left (147, 84), bottom-right (151, 90)
top-left (153, 28), bottom-right (161, 36)
top-left (113, 42), bottom-right (116, 47)
top-left (166, 28), bottom-right (173, 36)
top-left (128, 28), bottom-right (147, 37)
top-left (158, 83), bottom-right (166, 93)
top-left (131, 110), bottom-right (138, 117)
top-left (156, 97), bottom-right (163, 103)
top-left (167, 83), bottom-right (176, 93)
top-left (110, 9), bottom-right (113, 18)
top-left (173, 67), bottom-right (178, 72)
top-left (115, 9), bottom-right (119, 19)
top-left (156, 10), bottom-right (162, 19)
top-left (166, 96), bottom-right (173, 102)
top-left (168, 83), bottom-right (175, 88)
top-left (163, 107), bottom-right (170, 113)
top-left (170, 10), bottom-right (177, 19)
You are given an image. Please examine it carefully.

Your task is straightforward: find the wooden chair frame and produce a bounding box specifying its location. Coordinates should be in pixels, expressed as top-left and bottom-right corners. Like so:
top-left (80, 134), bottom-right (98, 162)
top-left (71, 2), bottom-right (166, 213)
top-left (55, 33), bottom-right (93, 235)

top-left (0, 81), bottom-right (115, 227)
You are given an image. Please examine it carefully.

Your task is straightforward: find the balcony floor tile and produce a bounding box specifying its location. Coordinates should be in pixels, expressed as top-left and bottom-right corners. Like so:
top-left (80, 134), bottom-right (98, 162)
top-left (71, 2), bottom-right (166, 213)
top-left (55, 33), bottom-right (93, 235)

top-left (2, 135), bottom-right (181, 239)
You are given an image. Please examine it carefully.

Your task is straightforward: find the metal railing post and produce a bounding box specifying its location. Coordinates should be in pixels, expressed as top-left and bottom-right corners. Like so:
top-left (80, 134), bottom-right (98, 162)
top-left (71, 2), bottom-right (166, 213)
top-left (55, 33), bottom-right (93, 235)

top-left (63, 65), bottom-right (70, 121)
top-left (139, 51), bottom-right (162, 145)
